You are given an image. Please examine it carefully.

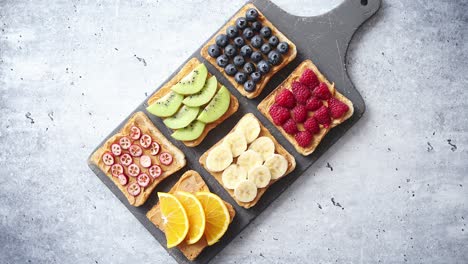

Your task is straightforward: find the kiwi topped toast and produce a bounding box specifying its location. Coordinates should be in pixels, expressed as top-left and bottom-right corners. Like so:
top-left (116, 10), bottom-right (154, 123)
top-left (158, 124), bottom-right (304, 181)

top-left (200, 3), bottom-right (297, 99)
top-left (147, 58), bottom-right (239, 147)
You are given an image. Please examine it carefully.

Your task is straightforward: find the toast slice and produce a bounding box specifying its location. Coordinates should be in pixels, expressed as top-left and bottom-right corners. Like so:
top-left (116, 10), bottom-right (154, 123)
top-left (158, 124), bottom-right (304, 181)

top-left (199, 113), bottom-right (296, 209)
top-left (257, 59), bottom-right (354, 156)
top-left (89, 111), bottom-right (186, 206)
top-left (147, 58), bottom-right (239, 147)
top-left (146, 170), bottom-right (235, 261)
top-left (200, 3), bottom-right (297, 99)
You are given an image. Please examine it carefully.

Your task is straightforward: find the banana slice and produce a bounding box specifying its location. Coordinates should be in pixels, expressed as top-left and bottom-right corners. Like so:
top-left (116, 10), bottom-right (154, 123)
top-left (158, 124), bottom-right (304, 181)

top-left (205, 145), bottom-right (233, 172)
top-left (237, 150), bottom-right (263, 172)
top-left (222, 131), bottom-right (247, 157)
top-left (221, 164), bottom-right (247, 189)
top-left (234, 180), bottom-right (258, 203)
top-left (264, 154), bottom-right (288, 180)
top-left (248, 136), bottom-right (275, 161)
top-left (247, 165), bottom-right (271, 188)
top-left (236, 115), bottom-right (260, 143)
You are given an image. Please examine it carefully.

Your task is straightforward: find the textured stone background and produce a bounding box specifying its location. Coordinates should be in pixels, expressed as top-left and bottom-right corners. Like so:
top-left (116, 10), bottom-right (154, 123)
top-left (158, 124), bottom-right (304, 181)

top-left (1, 0), bottom-right (467, 263)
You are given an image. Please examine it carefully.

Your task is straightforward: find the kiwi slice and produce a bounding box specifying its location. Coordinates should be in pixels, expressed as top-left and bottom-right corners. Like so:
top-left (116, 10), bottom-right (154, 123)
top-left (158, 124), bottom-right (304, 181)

top-left (171, 63), bottom-right (208, 95)
top-left (182, 76), bottom-right (218, 107)
top-left (163, 105), bottom-right (199, 129)
top-left (197, 86), bottom-right (230, 123)
top-left (146, 91), bottom-right (183, 117)
top-left (171, 120), bottom-right (206, 141)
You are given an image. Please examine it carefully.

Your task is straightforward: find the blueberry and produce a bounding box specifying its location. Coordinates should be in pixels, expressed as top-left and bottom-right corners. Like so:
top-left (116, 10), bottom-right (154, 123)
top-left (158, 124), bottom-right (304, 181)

top-left (250, 51), bottom-right (263, 63)
top-left (235, 72), bottom-right (248, 84)
top-left (257, 60), bottom-right (270, 74)
top-left (250, 35), bottom-right (263, 48)
top-left (251, 21), bottom-right (262, 32)
top-left (267, 50), bottom-right (282, 65)
top-left (225, 64), bottom-right (237, 76)
top-left (268, 36), bottom-right (279, 47)
top-left (243, 27), bottom-right (254, 39)
top-left (216, 54), bottom-right (229, 68)
top-left (208, 44), bottom-right (221, 58)
top-left (260, 26), bottom-right (272, 38)
top-left (243, 62), bottom-right (256, 74)
top-left (245, 8), bottom-right (258, 21)
top-left (224, 44), bottom-right (237, 58)
top-left (260, 43), bottom-right (271, 54)
top-left (215, 34), bottom-right (229, 48)
top-left (277, 42), bottom-right (289, 54)
top-left (233, 55), bottom-right (245, 67)
top-left (236, 17), bottom-right (248, 29)
top-left (233, 37), bottom-right (245, 48)
top-left (250, 71), bottom-right (262, 83)
top-left (240, 45), bottom-right (253, 57)
top-left (244, 80), bottom-right (256, 92)
top-left (226, 26), bottom-right (238, 39)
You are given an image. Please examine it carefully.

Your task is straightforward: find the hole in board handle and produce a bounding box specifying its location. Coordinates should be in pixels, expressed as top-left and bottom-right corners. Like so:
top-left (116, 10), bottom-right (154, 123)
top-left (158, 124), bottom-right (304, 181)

top-left (361, 0), bottom-right (368, 6)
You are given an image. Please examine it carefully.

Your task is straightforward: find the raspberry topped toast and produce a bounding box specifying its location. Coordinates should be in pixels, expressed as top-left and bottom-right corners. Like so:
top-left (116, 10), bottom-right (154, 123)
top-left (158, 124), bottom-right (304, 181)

top-left (201, 3), bottom-right (297, 99)
top-left (89, 111), bottom-right (186, 206)
top-left (258, 60), bottom-right (354, 156)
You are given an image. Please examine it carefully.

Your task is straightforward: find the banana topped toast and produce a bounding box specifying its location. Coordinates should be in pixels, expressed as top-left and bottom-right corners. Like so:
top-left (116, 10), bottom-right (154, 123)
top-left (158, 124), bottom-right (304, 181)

top-left (147, 58), bottom-right (239, 147)
top-left (89, 111), bottom-right (186, 206)
top-left (147, 170), bottom-right (235, 261)
top-left (258, 60), bottom-right (354, 156)
top-left (201, 3), bottom-right (297, 99)
top-left (199, 114), bottom-right (296, 209)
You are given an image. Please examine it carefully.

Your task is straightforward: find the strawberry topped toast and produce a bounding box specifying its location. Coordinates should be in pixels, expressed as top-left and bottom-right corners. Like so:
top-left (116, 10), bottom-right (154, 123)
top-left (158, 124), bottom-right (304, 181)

top-left (89, 111), bottom-right (186, 206)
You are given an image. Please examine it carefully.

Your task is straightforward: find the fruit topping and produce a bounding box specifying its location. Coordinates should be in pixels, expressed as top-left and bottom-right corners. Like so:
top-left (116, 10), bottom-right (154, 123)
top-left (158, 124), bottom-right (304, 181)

top-left (140, 155), bottom-right (152, 168)
top-left (292, 81), bottom-right (311, 104)
top-left (139, 134), bottom-right (152, 148)
top-left (233, 36), bottom-right (244, 47)
top-left (171, 120), bottom-right (206, 141)
top-left (247, 165), bottom-right (271, 188)
top-left (268, 36), bottom-right (279, 47)
top-left (260, 43), bottom-right (271, 54)
top-left (236, 114), bottom-right (261, 143)
top-left (243, 62), bottom-right (256, 74)
top-left (304, 117), bottom-right (320, 134)
top-left (120, 153), bottom-right (133, 166)
top-left (234, 180), bottom-right (257, 203)
top-left (251, 21), bottom-right (262, 32)
top-left (147, 91), bottom-right (184, 117)
top-left (127, 182), bottom-right (141, 196)
top-left (183, 75), bottom-right (217, 107)
top-left (215, 34), bottom-right (229, 48)
top-left (269, 104), bottom-right (290, 125)
top-left (248, 136), bottom-right (275, 161)
top-left (291, 104), bottom-right (307, 123)
top-left (129, 144), bottom-right (143, 157)
top-left (240, 45), bottom-right (253, 57)
top-left (250, 51), bottom-right (263, 62)
top-left (234, 72), bottom-right (247, 84)
top-left (174, 191), bottom-right (206, 245)
top-left (111, 143), bottom-right (122, 156)
top-left (275, 89), bottom-right (296, 109)
top-left (208, 44), bottom-right (221, 58)
top-left (159, 152), bottom-right (173, 166)
top-left (119, 136), bottom-right (131, 150)
top-left (257, 60), bottom-right (270, 74)
top-left (224, 44), bottom-right (237, 58)
top-left (260, 26), bottom-right (272, 38)
top-left (264, 154), bottom-right (288, 180)
top-left (137, 173), bottom-right (151, 187)
top-left (245, 8), bottom-right (259, 21)
top-left (237, 150), bottom-right (263, 172)
top-left (250, 72), bottom-right (262, 83)
top-left (197, 86), bottom-right (230, 123)
top-left (163, 105), bottom-right (199, 129)
top-left (267, 50), bottom-right (282, 65)
top-left (158, 192), bottom-right (189, 248)
top-left (313, 106), bottom-right (331, 127)
top-left (102, 152), bottom-right (114, 166)
top-left (127, 164), bottom-right (140, 177)
top-left (130, 126), bottom-right (141, 140)
top-left (282, 119), bottom-right (298, 135)
top-left (305, 97), bottom-right (323, 111)
top-left (216, 54), bottom-right (229, 68)
top-left (149, 164), bottom-right (162, 178)
top-left (206, 145), bottom-right (233, 172)
top-left (225, 64), bottom-right (237, 76)
top-left (172, 63), bottom-right (209, 95)
top-left (111, 163), bottom-right (124, 177)
top-left (277, 42), bottom-right (289, 54)
top-left (195, 192), bottom-right (230, 246)
top-left (233, 55), bottom-right (245, 67)
top-left (243, 27), bottom-right (254, 39)
top-left (150, 142), bottom-right (160, 156)
top-left (118, 174), bottom-right (128, 186)
top-left (295, 130), bottom-right (313, 147)
top-left (328, 97), bottom-right (349, 119)
top-left (222, 164), bottom-right (247, 190)
top-left (299, 68), bottom-right (319, 88)
top-left (250, 35), bottom-right (263, 48)
top-left (222, 131), bottom-right (247, 157)
top-left (226, 25), bottom-right (238, 39)
top-left (313, 82), bottom-right (332, 100)
top-left (244, 80), bottom-right (256, 92)
top-left (235, 17), bottom-right (247, 29)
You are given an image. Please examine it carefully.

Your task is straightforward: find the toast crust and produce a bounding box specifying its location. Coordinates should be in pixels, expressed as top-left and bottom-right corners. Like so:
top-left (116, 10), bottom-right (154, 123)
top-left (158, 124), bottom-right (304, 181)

top-left (147, 58), bottom-right (239, 147)
top-left (199, 113), bottom-right (296, 209)
top-left (200, 3), bottom-right (297, 99)
top-left (146, 170), bottom-right (235, 261)
top-left (89, 111), bottom-right (186, 206)
top-left (257, 60), bottom-right (354, 156)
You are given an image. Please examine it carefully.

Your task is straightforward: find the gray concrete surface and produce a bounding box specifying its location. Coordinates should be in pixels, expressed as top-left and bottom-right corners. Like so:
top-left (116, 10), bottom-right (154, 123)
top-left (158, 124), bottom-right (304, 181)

top-left (1, 0), bottom-right (467, 263)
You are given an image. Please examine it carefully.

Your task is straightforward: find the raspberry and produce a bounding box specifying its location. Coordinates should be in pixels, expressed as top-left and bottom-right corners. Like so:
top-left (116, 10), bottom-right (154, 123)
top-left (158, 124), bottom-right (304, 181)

top-left (304, 117), bottom-right (320, 134)
top-left (291, 81), bottom-right (311, 104)
top-left (299, 68), bottom-right (319, 89)
top-left (269, 104), bottom-right (290, 125)
top-left (313, 82), bottom-right (332, 100)
top-left (291, 105), bottom-right (307, 123)
top-left (313, 106), bottom-right (331, 127)
top-left (305, 97), bottom-right (323, 111)
top-left (295, 130), bottom-right (313, 147)
top-left (275, 89), bottom-right (296, 109)
top-left (282, 119), bottom-right (298, 135)
top-left (328, 97), bottom-right (350, 119)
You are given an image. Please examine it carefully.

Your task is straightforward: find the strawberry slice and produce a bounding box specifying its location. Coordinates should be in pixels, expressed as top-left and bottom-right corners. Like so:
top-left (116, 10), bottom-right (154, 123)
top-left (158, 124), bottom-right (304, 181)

top-left (118, 174), bottom-right (129, 186)
top-left (137, 173), bottom-right (151, 187)
top-left (150, 142), bottom-right (160, 156)
top-left (111, 164), bottom-right (124, 177)
top-left (140, 134), bottom-right (152, 149)
top-left (119, 137), bottom-right (131, 150)
top-left (127, 164), bottom-right (140, 177)
top-left (149, 165), bottom-right (162, 178)
top-left (159, 152), bottom-right (173, 166)
top-left (127, 182), bottom-right (141, 196)
top-left (129, 144), bottom-right (143, 157)
top-left (130, 126), bottom-right (141, 140)
top-left (102, 152), bottom-right (114, 166)
top-left (120, 153), bottom-right (133, 166)
top-left (111, 143), bottom-right (122, 156)
top-left (140, 155), bottom-right (152, 168)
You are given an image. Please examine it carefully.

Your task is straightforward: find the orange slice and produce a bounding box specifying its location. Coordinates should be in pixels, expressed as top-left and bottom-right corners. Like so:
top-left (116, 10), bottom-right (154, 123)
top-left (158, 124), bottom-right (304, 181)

top-left (158, 192), bottom-right (189, 248)
top-left (174, 191), bottom-right (206, 245)
top-left (195, 192), bottom-right (230, 245)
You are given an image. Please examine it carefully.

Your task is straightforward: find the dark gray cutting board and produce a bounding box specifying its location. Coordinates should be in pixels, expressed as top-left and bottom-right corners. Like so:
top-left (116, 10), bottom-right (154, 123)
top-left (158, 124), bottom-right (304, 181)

top-left (87, 0), bottom-right (381, 263)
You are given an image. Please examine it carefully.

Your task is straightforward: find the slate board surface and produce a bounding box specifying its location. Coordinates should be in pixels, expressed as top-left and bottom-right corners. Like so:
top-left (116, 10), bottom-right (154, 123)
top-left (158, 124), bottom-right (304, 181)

top-left (87, 0), bottom-right (381, 263)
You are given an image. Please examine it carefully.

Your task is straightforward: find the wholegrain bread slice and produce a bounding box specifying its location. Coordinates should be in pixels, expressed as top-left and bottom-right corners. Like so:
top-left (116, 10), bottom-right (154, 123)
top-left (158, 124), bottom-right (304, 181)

top-left (146, 170), bottom-right (235, 261)
top-left (147, 57), bottom-right (239, 147)
top-left (257, 59), bottom-right (354, 156)
top-left (199, 113), bottom-right (296, 209)
top-left (89, 111), bottom-right (186, 206)
top-left (200, 3), bottom-right (297, 99)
